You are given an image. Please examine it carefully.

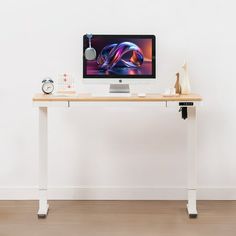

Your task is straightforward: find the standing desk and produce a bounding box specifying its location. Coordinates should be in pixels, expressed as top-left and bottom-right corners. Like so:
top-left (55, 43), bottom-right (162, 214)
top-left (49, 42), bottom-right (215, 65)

top-left (33, 93), bottom-right (202, 218)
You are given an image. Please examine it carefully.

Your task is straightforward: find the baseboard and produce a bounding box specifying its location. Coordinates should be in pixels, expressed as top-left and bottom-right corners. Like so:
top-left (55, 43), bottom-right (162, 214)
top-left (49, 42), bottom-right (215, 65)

top-left (0, 186), bottom-right (236, 200)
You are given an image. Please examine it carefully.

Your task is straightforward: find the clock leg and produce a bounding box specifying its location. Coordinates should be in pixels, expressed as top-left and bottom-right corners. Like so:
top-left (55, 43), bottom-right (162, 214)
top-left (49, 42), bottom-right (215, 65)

top-left (38, 107), bottom-right (49, 218)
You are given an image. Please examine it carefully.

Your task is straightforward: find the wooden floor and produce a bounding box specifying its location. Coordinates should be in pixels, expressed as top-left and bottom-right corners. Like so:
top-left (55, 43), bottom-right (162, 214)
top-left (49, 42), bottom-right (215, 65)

top-left (0, 201), bottom-right (236, 236)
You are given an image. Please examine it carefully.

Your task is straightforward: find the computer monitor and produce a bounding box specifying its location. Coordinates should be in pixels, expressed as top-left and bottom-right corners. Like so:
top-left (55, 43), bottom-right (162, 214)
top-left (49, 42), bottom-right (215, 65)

top-left (83, 34), bottom-right (156, 93)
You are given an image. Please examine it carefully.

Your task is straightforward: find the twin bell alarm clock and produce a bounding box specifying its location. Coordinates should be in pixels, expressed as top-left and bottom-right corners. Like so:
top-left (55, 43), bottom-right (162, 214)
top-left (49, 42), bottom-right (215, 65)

top-left (42, 78), bottom-right (54, 94)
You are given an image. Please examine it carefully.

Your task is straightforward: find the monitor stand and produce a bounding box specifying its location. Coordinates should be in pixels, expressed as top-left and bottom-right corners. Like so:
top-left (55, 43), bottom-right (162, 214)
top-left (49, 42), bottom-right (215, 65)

top-left (109, 84), bottom-right (130, 93)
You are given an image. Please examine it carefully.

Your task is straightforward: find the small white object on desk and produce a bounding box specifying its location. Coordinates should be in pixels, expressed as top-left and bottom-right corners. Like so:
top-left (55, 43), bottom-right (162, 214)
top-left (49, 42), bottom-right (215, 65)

top-left (163, 88), bottom-right (179, 97)
top-left (54, 93), bottom-right (77, 97)
top-left (138, 93), bottom-right (146, 97)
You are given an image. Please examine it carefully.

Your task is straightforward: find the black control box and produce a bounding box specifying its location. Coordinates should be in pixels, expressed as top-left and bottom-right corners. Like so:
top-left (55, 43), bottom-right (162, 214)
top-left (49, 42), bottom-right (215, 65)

top-left (179, 102), bottom-right (194, 106)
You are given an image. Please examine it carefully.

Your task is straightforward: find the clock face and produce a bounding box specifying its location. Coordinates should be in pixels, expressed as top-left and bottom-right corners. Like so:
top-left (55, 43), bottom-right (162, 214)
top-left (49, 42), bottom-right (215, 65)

top-left (42, 81), bottom-right (54, 94)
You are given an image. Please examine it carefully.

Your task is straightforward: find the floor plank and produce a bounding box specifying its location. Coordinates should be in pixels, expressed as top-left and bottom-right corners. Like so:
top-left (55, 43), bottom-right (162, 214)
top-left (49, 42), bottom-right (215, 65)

top-left (0, 200), bottom-right (236, 236)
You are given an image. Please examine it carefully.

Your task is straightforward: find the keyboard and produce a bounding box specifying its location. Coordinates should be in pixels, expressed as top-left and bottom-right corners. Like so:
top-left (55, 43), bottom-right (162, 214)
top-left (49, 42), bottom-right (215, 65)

top-left (91, 93), bottom-right (131, 97)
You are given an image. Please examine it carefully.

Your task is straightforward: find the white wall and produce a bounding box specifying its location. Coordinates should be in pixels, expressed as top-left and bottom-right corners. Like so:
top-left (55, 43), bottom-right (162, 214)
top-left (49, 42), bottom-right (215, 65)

top-left (1, 0), bottom-right (236, 200)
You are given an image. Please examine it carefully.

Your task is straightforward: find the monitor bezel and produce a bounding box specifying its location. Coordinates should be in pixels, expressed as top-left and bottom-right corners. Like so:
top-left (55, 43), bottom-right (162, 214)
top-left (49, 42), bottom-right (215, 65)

top-left (83, 34), bottom-right (156, 79)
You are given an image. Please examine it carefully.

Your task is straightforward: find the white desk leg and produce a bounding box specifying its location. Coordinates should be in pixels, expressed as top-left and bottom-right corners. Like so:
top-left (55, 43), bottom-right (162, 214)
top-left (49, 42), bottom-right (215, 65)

top-left (187, 106), bottom-right (198, 218)
top-left (38, 107), bottom-right (49, 218)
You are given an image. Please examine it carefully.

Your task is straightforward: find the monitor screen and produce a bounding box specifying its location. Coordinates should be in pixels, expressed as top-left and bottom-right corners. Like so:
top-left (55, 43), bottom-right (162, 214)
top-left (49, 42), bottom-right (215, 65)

top-left (83, 35), bottom-right (156, 79)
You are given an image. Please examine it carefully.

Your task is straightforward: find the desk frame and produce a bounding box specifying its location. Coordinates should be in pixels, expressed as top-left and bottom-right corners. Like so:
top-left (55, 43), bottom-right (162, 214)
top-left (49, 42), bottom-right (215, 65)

top-left (33, 94), bottom-right (201, 218)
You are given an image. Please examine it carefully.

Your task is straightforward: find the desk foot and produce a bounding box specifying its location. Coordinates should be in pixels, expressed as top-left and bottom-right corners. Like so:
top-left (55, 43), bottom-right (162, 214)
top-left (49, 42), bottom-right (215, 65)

top-left (187, 189), bottom-right (197, 218)
top-left (38, 204), bottom-right (49, 218)
top-left (187, 204), bottom-right (197, 218)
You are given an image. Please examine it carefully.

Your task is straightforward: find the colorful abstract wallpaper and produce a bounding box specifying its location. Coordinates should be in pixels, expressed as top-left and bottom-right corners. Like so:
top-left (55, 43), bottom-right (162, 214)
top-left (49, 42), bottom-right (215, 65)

top-left (84, 36), bottom-right (154, 77)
